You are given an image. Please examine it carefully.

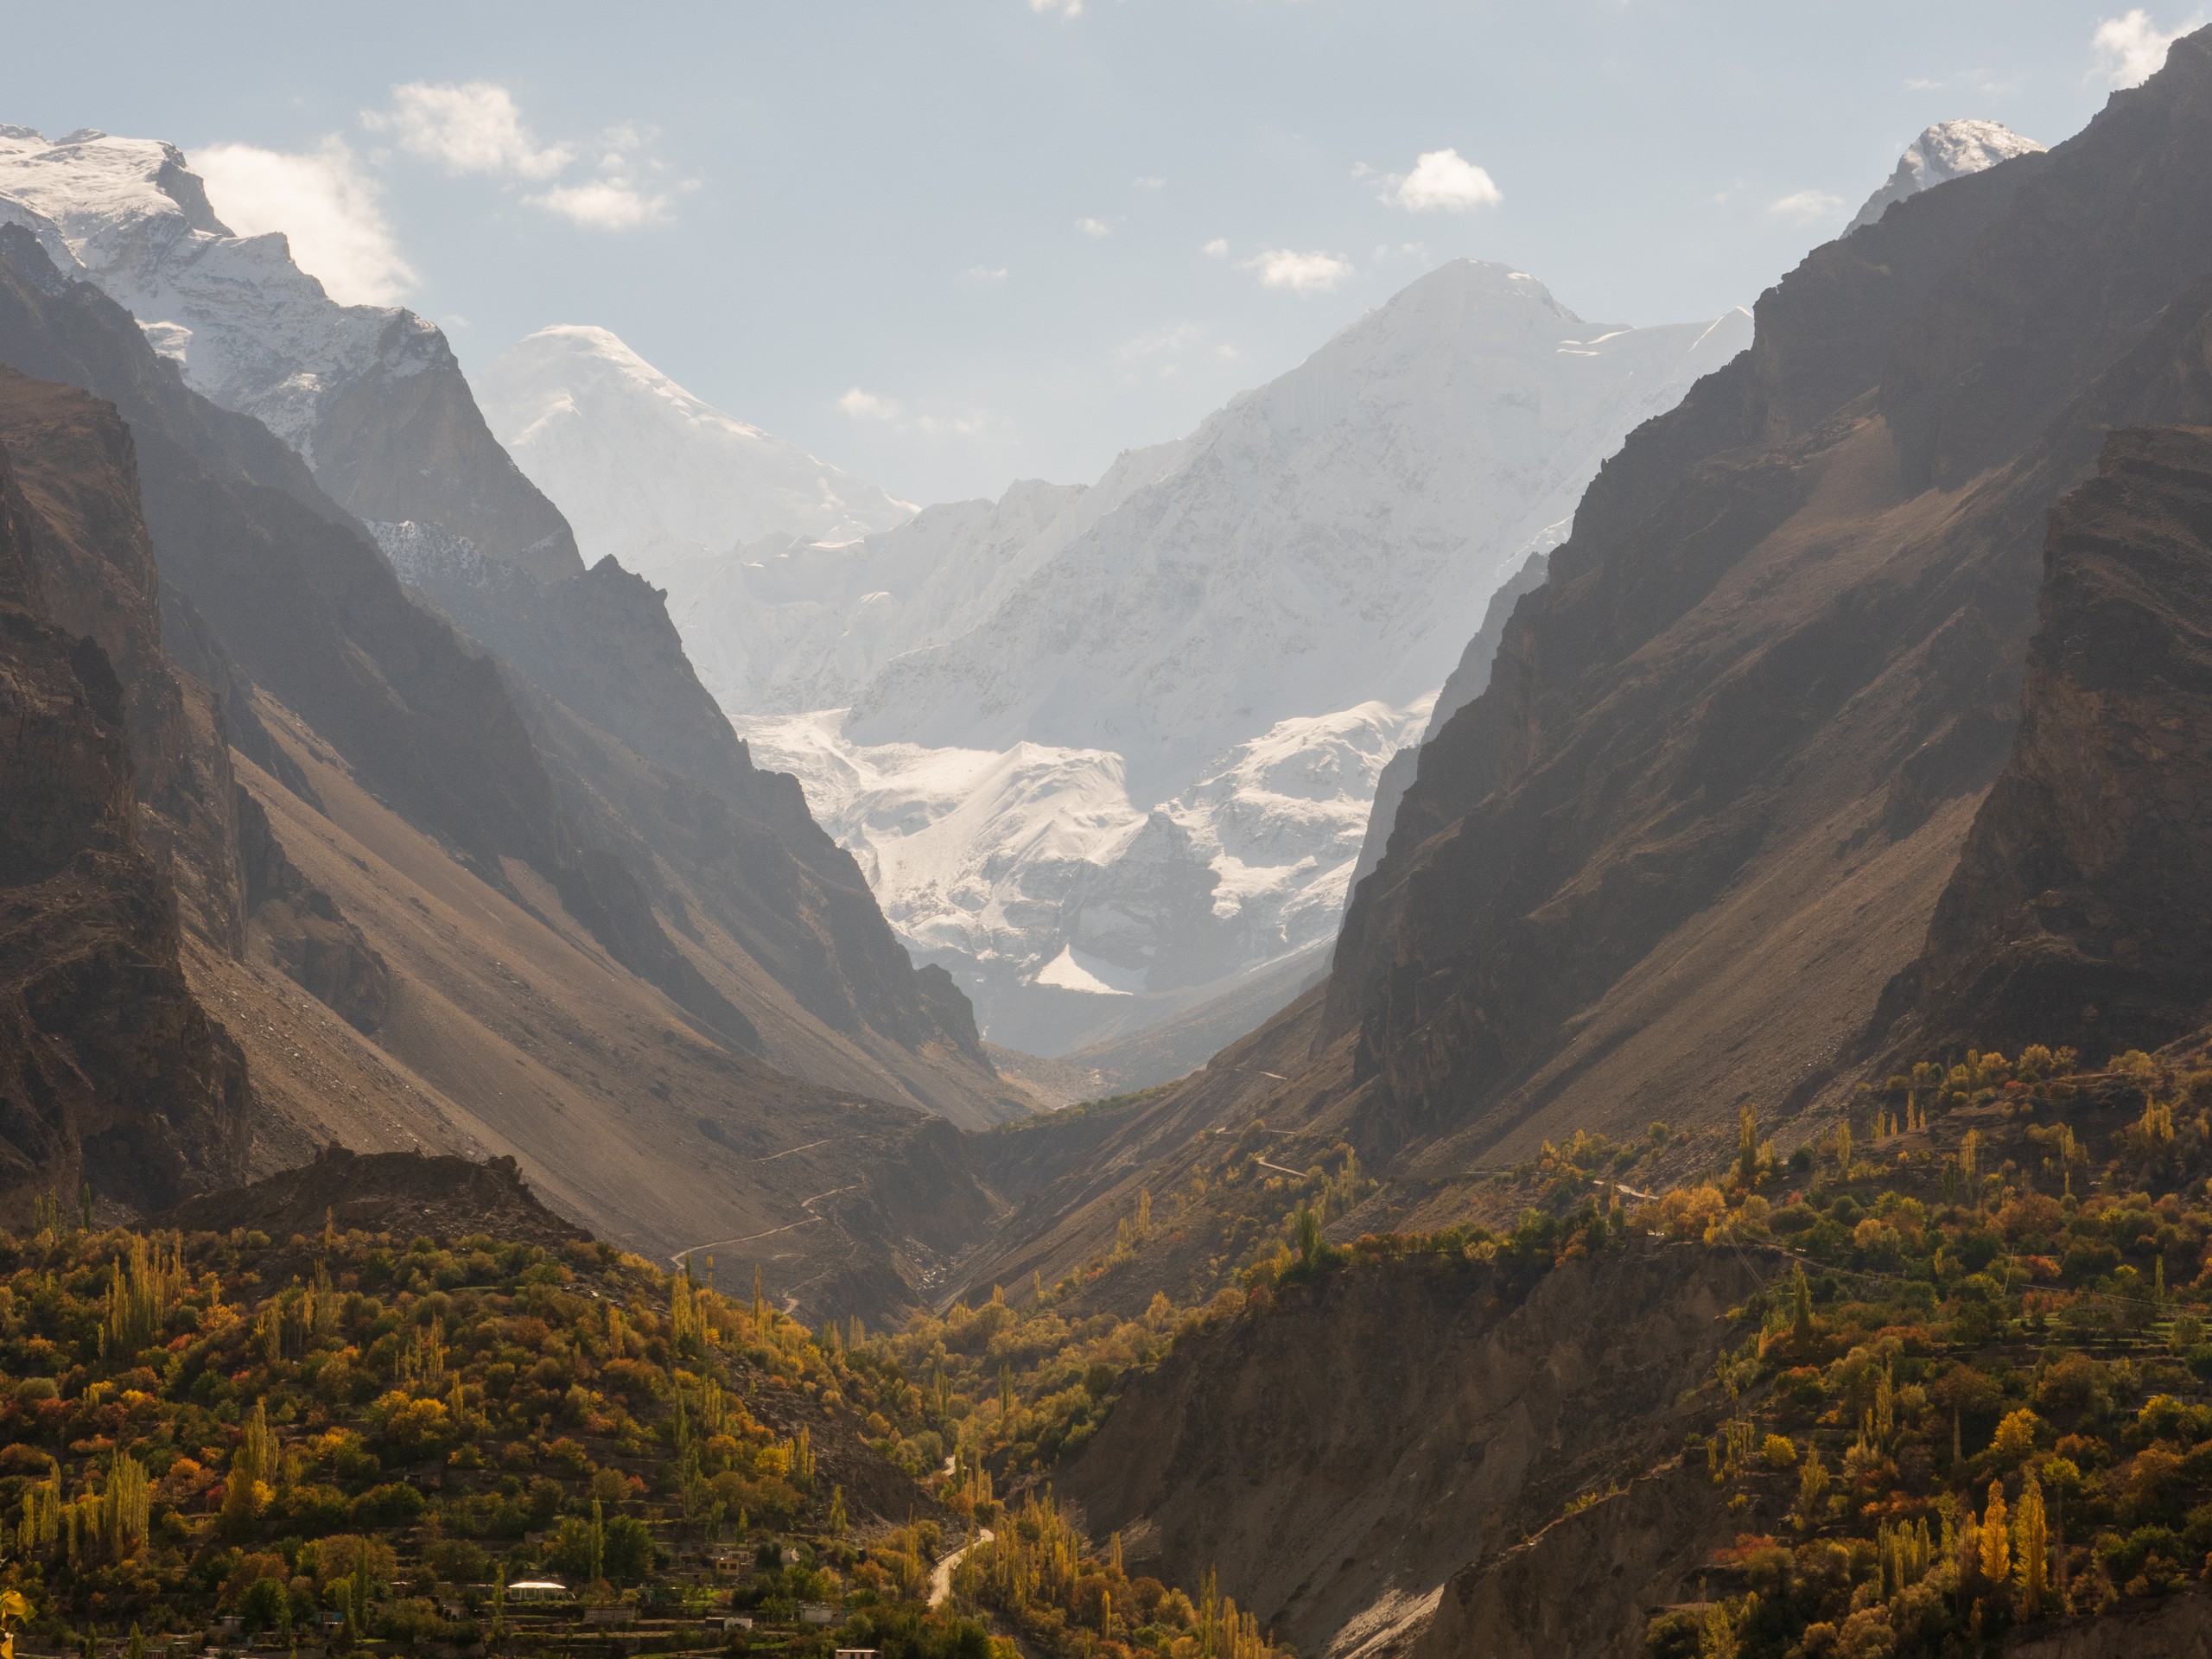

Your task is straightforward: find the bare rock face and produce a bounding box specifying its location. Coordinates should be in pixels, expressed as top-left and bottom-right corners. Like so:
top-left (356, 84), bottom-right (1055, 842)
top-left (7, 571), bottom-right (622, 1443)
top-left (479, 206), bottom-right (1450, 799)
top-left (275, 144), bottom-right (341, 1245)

top-left (1879, 426), bottom-right (2212, 1058)
top-left (0, 395), bottom-right (246, 1219)
top-left (233, 785), bottom-right (391, 1033)
top-left (1059, 1240), bottom-right (1764, 1659)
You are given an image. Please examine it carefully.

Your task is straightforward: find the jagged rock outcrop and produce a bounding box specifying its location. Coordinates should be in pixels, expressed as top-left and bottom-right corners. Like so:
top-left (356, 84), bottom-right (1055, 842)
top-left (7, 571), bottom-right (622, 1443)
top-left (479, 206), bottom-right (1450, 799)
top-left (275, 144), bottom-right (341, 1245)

top-left (233, 785), bottom-right (391, 1033)
top-left (1060, 1242), bottom-right (1763, 1659)
top-left (1877, 426), bottom-right (2212, 1058)
top-left (0, 134), bottom-right (1012, 1120)
top-left (0, 387), bottom-right (246, 1217)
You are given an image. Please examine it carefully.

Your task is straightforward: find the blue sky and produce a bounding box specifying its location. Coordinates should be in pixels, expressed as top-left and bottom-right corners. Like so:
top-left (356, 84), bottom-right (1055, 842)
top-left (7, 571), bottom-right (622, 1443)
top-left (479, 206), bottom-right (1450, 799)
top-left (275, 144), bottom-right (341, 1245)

top-left (2, 2), bottom-right (2193, 504)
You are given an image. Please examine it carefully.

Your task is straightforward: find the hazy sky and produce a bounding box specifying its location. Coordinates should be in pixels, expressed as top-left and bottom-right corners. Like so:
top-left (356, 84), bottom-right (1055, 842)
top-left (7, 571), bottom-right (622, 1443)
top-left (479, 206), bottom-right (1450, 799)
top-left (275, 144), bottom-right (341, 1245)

top-left (2, 2), bottom-right (2193, 505)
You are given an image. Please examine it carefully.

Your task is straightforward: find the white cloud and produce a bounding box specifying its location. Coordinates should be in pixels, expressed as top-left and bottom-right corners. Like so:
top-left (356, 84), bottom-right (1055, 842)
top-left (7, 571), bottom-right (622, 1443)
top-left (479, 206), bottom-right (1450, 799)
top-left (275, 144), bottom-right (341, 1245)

top-left (1132, 175), bottom-right (1166, 189)
top-left (963, 265), bottom-right (1010, 283)
top-left (1118, 323), bottom-right (1201, 362)
top-left (364, 81), bottom-right (571, 180)
top-left (916, 411), bottom-right (989, 436)
top-left (1201, 238), bottom-right (1229, 258)
top-left (1243, 248), bottom-right (1354, 294)
top-left (1029, 0), bottom-right (1084, 16)
top-left (1769, 189), bottom-right (1847, 225)
top-left (191, 138), bottom-right (416, 306)
top-left (1075, 216), bottom-right (1113, 238)
top-left (2091, 10), bottom-right (2197, 86)
top-left (527, 178), bottom-right (671, 231)
top-left (1391, 148), bottom-right (1502, 213)
top-left (1212, 342), bottom-right (1240, 363)
top-left (839, 388), bottom-right (901, 422)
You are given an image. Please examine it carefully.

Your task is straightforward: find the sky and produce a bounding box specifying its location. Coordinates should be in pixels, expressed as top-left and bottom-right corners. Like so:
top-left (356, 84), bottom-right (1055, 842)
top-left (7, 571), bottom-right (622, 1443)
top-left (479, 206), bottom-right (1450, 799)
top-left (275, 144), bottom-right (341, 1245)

top-left (0, 2), bottom-right (2197, 505)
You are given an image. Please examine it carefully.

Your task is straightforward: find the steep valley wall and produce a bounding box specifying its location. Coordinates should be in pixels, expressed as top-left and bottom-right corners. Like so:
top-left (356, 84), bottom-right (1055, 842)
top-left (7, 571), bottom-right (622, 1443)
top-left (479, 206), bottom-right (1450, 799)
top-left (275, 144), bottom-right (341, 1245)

top-left (1059, 1240), bottom-right (1765, 1659)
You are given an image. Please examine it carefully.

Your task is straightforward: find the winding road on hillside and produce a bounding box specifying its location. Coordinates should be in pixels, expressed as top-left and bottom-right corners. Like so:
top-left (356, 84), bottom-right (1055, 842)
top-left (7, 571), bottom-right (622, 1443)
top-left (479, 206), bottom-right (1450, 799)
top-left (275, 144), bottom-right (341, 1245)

top-left (930, 1529), bottom-right (995, 1607)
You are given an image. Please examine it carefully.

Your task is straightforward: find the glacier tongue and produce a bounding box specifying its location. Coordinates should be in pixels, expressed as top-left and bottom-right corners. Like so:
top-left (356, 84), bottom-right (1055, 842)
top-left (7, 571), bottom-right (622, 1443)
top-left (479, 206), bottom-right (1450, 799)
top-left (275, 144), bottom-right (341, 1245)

top-left (734, 698), bottom-right (1431, 1054)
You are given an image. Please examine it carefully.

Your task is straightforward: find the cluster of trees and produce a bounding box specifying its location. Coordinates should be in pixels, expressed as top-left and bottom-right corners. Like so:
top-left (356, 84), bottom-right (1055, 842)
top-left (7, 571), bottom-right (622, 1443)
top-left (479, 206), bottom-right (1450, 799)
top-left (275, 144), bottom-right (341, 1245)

top-left (954, 1496), bottom-right (1281, 1659)
top-left (1637, 1047), bottom-right (2212, 1656)
top-left (0, 1215), bottom-right (963, 1647)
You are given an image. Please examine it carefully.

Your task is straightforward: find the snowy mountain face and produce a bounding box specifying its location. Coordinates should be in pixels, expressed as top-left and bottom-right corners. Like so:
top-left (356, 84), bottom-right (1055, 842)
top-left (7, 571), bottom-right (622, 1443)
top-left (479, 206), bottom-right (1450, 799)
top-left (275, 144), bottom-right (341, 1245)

top-left (844, 262), bottom-right (1751, 800)
top-left (734, 696), bottom-right (1432, 1055)
top-left (0, 126), bottom-right (575, 575)
top-left (513, 261), bottom-right (1745, 1057)
top-left (1846, 119), bottom-right (2045, 235)
top-left (475, 325), bottom-right (916, 596)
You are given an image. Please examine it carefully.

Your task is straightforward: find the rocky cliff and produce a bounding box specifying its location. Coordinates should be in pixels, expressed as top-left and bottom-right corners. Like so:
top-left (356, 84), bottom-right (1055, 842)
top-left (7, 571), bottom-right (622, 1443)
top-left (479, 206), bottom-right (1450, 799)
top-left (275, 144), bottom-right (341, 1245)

top-left (1878, 424), bottom-right (2212, 1058)
top-left (1060, 1241), bottom-right (1762, 1659)
top-left (945, 35), bottom-right (2212, 1314)
top-left (0, 222), bottom-right (1022, 1125)
top-left (0, 380), bottom-right (246, 1218)
top-left (0, 126), bottom-right (580, 579)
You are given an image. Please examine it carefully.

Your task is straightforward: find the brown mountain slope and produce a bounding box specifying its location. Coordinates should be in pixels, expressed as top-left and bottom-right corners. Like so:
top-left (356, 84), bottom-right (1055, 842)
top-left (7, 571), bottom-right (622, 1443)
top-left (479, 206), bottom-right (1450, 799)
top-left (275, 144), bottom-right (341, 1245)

top-left (0, 393), bottom-right (245, 1217)
top-left (951, 29), bottom-right (2212, 1299)
top-left (1329, 29), bottom-right (2212, 1166)
top-left (0, 223), bottom-right (1023, 1128)
top-left (0, 359), bottom-right (999, 1320)
top-left (0, 254), bottom-right (1011, 1316)
top-left (187, 701), bottom-right (1000, 1324)
top-left (1879, 424), bottom-right (2212, 1058)
top-left (1059, 1241), bottom-right (1760, 1659)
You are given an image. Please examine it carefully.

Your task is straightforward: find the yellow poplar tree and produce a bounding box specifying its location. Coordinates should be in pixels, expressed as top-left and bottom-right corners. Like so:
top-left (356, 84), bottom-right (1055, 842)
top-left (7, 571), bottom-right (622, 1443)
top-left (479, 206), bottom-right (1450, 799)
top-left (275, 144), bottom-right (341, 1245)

top-left (2013, 1474), bottom-right (2048, 1616)
top-left (1980, 1481), bottom-right (2011, 1586)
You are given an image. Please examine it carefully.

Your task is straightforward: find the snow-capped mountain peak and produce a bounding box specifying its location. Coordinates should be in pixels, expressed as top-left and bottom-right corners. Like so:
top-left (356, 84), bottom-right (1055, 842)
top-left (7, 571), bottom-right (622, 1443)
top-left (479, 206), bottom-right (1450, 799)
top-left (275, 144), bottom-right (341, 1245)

top-left (475, 325), bottom-right (917, 588)
top-left (1847, 118), bottom-right (2044, 235)
top-left (0, 125), bottom-right (577, 575)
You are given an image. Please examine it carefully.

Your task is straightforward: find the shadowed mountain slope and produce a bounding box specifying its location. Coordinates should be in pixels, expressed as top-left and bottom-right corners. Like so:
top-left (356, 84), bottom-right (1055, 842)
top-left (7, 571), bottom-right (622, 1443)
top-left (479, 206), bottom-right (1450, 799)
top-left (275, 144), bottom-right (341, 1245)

top-left (0, 228), bottom-right (1019, 1319)
top-left (0, 375), bottom-right (246, 1218)
top-left (0, 223), bottom-right (1024, 1128)
top-left (1878, 423), bottom-right (2212, 1060)
top-left (947, 29), bottom-right (2212, 1305)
